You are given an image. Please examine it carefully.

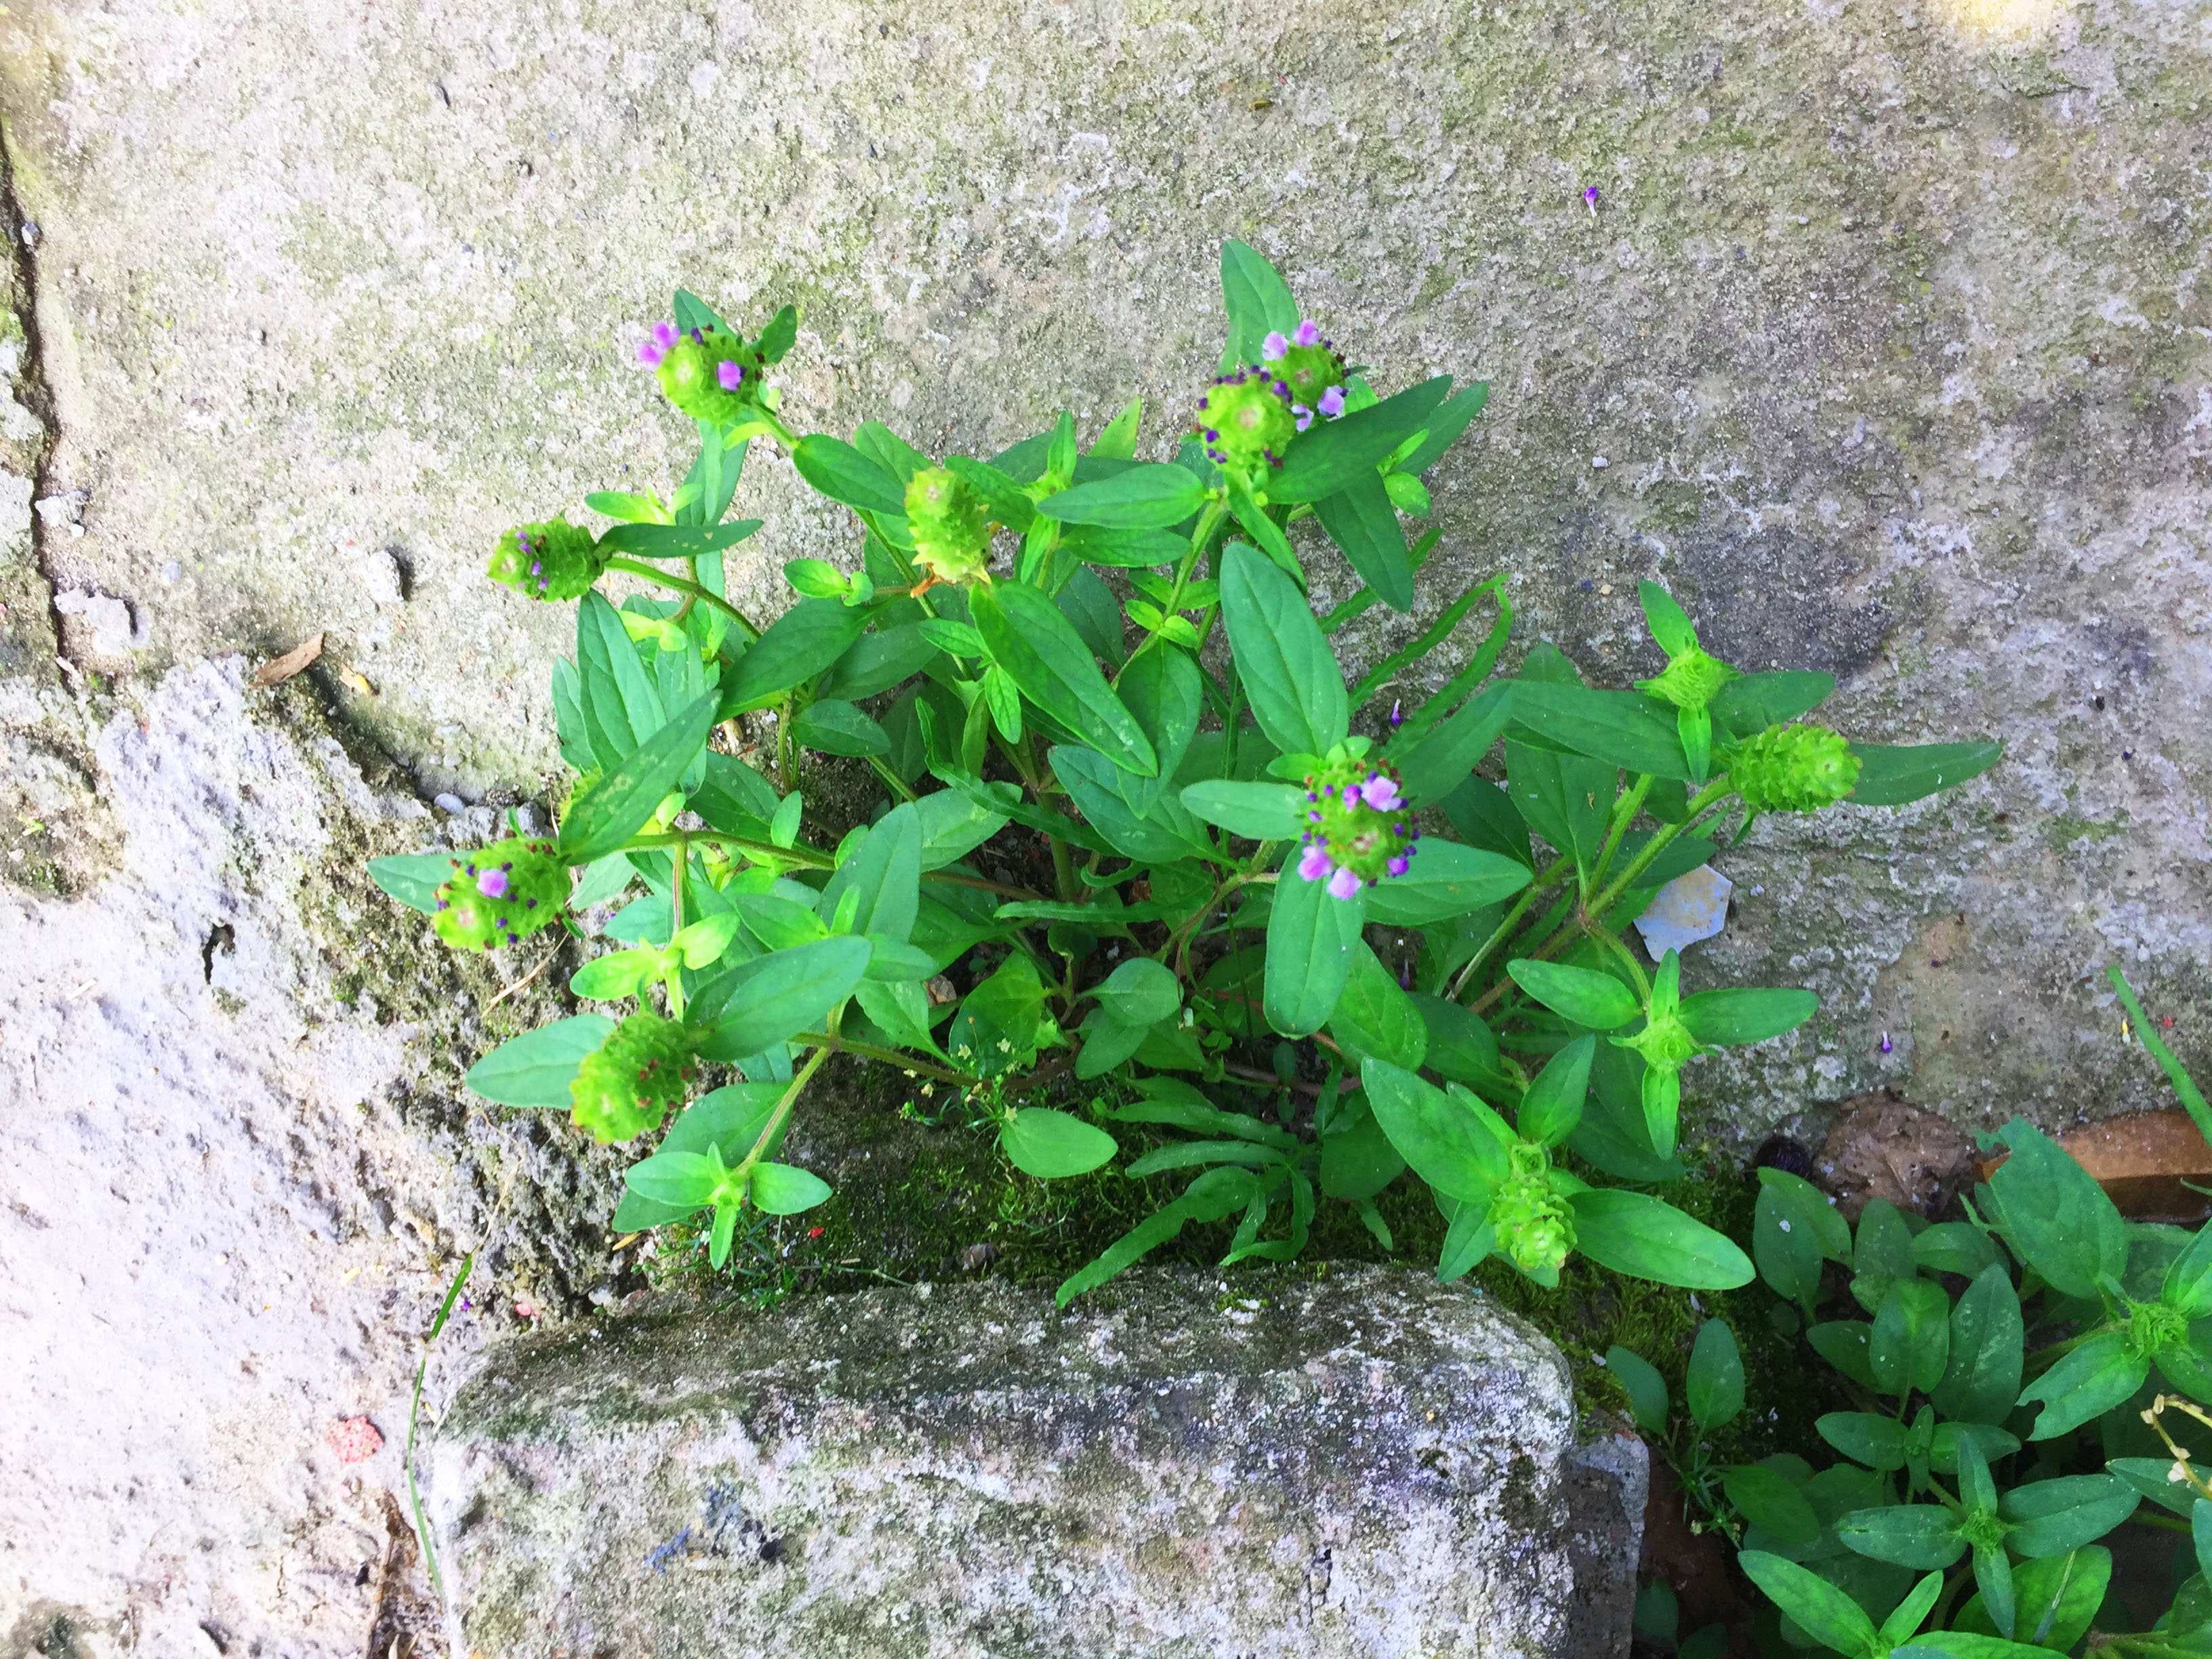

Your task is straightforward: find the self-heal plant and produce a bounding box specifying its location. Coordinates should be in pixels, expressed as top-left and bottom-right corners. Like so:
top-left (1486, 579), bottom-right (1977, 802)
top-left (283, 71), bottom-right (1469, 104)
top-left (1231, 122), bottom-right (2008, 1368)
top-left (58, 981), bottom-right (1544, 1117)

top-left (369, 240), bottom-right (1999, 1307)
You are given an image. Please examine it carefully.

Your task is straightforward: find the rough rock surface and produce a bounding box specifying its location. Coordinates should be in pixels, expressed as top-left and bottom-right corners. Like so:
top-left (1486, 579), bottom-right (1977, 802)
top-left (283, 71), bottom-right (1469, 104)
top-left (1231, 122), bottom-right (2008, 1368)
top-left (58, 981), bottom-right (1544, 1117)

top-left (425, 1267), bottom-right (1644, 1658)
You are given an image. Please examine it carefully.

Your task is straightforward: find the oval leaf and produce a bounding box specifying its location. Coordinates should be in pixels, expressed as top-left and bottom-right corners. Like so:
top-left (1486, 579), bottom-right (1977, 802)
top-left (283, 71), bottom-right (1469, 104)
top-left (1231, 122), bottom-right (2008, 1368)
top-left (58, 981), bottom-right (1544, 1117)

top-left (464, 1015), bottom-right (618, 1107)
top-left (1570, 1189), bottom-right (1755, 1288)
top-left (972, 583), bottom-right (1158, 776)
top-left (1001, 1107), bottom-right (1118, 1179)
top-left (1221, 542), bottom-right (1347, 758)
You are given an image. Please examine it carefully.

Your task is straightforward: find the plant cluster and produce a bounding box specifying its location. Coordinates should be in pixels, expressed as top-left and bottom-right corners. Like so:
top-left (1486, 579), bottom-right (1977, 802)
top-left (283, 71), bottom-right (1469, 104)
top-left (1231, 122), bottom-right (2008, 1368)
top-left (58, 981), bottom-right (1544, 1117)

top-left (1618, 969), bottom-right (2212, 1658)
top-left (369, 241), bottom-right (1998, 1305)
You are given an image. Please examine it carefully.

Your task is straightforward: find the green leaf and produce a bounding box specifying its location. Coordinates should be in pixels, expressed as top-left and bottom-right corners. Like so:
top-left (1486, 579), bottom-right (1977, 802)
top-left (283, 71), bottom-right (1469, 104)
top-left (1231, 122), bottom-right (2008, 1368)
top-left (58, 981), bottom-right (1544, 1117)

top-left (1361, 1059), bottom-right (1509, 1203)
top-left (1713, 670), bottom-right (1835, 739)
top-left (1839, 1504), bottom-right (1969, 1570)
top-left (1809, 1321), bottom-right (1879, 1390)
top-left (1052, 746), bottom-right (1210, 864)
top-left (1317, 1100), bottom-right (1406, 1202)
top-left (1221, 543), bottom-right (1347, 758)
top-left (1393, 683), bottom-right (1516, 808)
top-left (756, 304), bottom-right (798, 363)
top-left (1680, 987), bottom-right (1819, 1046)
top-left (1519, 1036), bottom-right (1593, 1147)
top-left (1604, 1345), bottom-right (1669, 1434)
top-left (1096, 1079), bottom-right (1300, 1149)
top-left (1392, 384), bottom-right (1489, 476)
top-left (568, 946), bottom-right (663, 1000)
top-left (1218, 239), bottom-right (1301, 370)
top-left (1268, 377), bottom-right (1454, 505)
top-left (1954, 1547), bottom-right (2110, 1652)
top-left (1755, 1175), bottom-right (1837, 1309)
top-left (1507, 959), bottom-right (1641, 1030)
top-left (852, 419), bottom-right (933, 484)
top-left (1093, 958), bottom-right (1181, 1028)
top-left (972, 582), bottom-right (1158, 775)
top-left (1089, 394), bottom-right (1143, 460)
top-left (1313, 472), bottom-right (1413, 612)
top-left (948, 954), bottom-right (1048, 1076)
top-left (1724, 1464), bottom-right (1820, 1545)
top-left (720, 598), bottom-right (872, 714)
top-left (1738, 1552), bottom-right (1880, 1658)
top-left (1849, 741), bottom-right (2003, 806)
top-left (1059, 523), bottom-right (1187, 567)
top-left (1364, 839), bottom-right (1533, 926)
top-left (1412, 996), bottom-right (1515, 1095)
top-left (1687, 1319), bottom-right (1746, 1433)
top-left (623, 1150), bottom-right (725, 1208)
top-left (1437, 1200), bottom-right (1495, 1281)
top-left (820, 623), bottom-right (936, 701)
top-left (1056, 1165), bottom-right (1261, 1305)
top-left (792, 699), bottom-right (890, 757)
top-left (2001, 1475), bottom-right (2137, 1557)
top-left (749, 1162), bottom-right (833, 1215)
top-left (1328, 945), bottom-right (1429, 1072)
top-left (1115, 643), bottom-right (1202, 815)
top-left (1036, 462), bottom-right (1207, 529)
top-left (558, 691), bottom-right (719, 863)
top-left (577, 588), bottom-right (664, 762)
top-left (1871, 1278), bottom-right (1953, 1397)
top-left (817, 800), bottom-right (922, 943)
top-left (1988, 1117), bottom-right (2127, 1301)
top-left (1264, 846), bottom-right (1364, 1036)
top-left (1914, 1221), bottom-right (2003, 1279)
top-left (689, 936), bottom-right (872, 1061)
top-left (1000, 1107), bottom-right (1118, 1178)
top-left (1057, 568), bottom-right (1128, 670)
top-left (1569, 1190), bottom-right (1755, 1289)
top-left (464, 1015), bottom-right (617, 1107)
top-left (1638, 582), bottom-right (1700, 656)
top-left (791, 434), bottom-right (906, 516)
top-left (369, 852), bottom-right (457, 915)
top-left (1507, 680), bottom-right (1693, 781)
top-left (1225, 472), bottom-right (1298, 579)
top-left (1181, 779), bottom-right (1305, 840)
top-left (2018, 1330), bottom-right (2146, 1441)
top-left (914, 788), bottom-right (1008, 871)
top-left (1075, 1010), bottom-right (1149, 1079)
top-left (1819, 1412), bottom-right (1910, 1473)
top-left (594, 519), bottom-right (762, 559)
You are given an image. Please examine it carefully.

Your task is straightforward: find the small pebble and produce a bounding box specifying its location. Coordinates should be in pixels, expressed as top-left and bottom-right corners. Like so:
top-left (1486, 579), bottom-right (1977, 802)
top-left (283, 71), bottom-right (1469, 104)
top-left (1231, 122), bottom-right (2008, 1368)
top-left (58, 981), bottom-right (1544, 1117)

top-left (161, 560), bottom-right (183, 584)
top-left (434, 793), bottom-right (467, 815)
top-left (1591, 455), bottom-right (1610, 469)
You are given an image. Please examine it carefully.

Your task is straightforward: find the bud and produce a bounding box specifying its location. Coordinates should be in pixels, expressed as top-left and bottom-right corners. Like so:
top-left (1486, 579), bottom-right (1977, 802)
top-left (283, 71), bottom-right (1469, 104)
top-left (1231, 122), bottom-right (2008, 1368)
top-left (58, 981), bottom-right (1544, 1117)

top-left (647, 323), bottom-right (769, 426)
top-left (1486, 1144), bottom-right (1576, 1277)
top-left (487, 518), bottom-right (605, 602)
top-left (1295, 752), bottom-right (1418, 902)
top-left (905, 466), bottom-right (993, 586)
top-left (1725, 722), bottom-right (1861, 815)
top-left (1194, 366), bottom-right (1298, 473)
top-left (569, 1011), bottom-right (698, 1143)
top-left (1261, 319), bottom-right (1349, 432)
top-left (1635, 646), bottom-right (1739, 713)
top-left (430, 838), bottom-right (569, 951)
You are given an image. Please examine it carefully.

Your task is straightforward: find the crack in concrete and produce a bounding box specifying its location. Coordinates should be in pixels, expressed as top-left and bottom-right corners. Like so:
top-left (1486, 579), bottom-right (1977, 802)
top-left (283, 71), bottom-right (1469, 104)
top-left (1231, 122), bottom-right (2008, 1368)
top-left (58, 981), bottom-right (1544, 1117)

top-left (0, 113), bottom-right (63, 682)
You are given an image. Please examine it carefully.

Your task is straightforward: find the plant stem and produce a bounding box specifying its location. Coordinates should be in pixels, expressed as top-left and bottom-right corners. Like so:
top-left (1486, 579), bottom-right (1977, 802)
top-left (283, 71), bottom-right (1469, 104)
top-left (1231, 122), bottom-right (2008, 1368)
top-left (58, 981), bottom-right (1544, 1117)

top-left (791, 1029), bottom-right (977, 1087)
top-left (404, 1252), bottom-right (473, 1602)
top-left (619, 831), bottom-right (1046, 901)
top-left (604, 558), bottom-right (762, 641)
top-left (1587, 773), bottom-right (1654, 895)
top-left (735, 1040), bottom-right (834, 1178)
top-left (867, 753), bottom-right (919, 804)
top-left (1120, 495), bottom-right (1228, 678)
top-left (1449, 854), bottom-right (1574, 1003)
top-left (1582, 779), bottom-right (1737, 922)
top-left (1589, 920), bottom-right (1652, 1004)
top-left (665, 831), bottom-right (689, 1019)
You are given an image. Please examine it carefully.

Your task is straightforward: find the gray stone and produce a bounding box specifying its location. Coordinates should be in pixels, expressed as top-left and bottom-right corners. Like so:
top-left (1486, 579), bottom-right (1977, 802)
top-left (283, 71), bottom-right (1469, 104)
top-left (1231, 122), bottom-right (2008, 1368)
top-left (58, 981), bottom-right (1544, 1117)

top-left (425, 1268), bottom-right (1641, 1657)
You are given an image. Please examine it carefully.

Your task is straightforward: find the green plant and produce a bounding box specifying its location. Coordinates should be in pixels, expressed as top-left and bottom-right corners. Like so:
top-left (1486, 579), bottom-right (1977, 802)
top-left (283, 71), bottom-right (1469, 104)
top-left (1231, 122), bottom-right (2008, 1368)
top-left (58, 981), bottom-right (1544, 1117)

top-left (1619, 971), bottom-right (2212, 1656)
top-left (368, 241), bottom-right (1997, 1301)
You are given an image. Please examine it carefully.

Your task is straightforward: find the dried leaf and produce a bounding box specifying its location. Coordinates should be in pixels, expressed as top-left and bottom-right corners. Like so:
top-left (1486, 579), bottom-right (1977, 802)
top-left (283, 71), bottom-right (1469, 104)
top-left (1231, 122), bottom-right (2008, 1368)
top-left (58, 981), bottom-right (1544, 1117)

top-left (255, 632), bottom-right (325, 687)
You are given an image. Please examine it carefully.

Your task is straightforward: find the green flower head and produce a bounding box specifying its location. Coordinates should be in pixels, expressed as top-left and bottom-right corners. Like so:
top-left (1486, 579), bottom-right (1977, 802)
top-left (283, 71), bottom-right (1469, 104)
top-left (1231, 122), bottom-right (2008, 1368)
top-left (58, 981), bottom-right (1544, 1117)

top-left (905, 466), bottom-right (993, 586)
top-left (1725, 722), bottom-right (1861, 815)
top-left (1195, 365), bottom-right (1298, 474)
top-left (488, 518), bottom-right (605, 602)
top-left (431, 837), bottom-right (570, 951)
top-left (1487, 1144), bottom-right (1576, 1277)
top-left (1636, 647), bottom-right (1739, 713)
top-left (570, 1012), bottom-right (697, 1144)
top-left (1261, 319), bottom-right (1349, 430)
top-left (642, 321), bottom-right (769, 426)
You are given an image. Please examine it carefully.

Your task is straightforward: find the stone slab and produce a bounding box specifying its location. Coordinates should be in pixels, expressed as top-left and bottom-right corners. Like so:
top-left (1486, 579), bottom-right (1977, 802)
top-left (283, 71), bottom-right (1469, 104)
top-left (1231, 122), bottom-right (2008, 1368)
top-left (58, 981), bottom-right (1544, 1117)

top-left (425, 1267), bottom-right (1643, 1657)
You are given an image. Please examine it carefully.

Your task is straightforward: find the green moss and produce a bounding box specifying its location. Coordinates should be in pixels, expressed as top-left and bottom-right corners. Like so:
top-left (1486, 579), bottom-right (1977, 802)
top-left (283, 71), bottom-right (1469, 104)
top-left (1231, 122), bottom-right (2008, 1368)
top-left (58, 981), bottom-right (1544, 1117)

top-left (2043, 811), bottom-right (2128, 853)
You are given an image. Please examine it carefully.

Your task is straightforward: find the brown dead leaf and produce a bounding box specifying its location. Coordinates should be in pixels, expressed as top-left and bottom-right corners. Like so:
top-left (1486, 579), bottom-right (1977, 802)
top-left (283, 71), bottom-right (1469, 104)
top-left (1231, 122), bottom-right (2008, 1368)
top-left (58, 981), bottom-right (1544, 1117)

top-left (254, 632), bottom-right (325, 687)
top-left (1815, 1089), bottom-right (1977, 1221)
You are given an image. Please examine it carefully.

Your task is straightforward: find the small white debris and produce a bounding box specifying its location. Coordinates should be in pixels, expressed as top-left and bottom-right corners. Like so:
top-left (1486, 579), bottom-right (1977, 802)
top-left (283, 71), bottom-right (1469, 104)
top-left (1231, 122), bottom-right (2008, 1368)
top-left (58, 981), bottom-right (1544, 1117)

top-left (434, 793), bottom-right (468, 815)
top-left (357, 547), bottom-right (406, 608)
top-left (161, 560), bottom-right (183, 584)
top-left (1591, 455), bottom-right (1610, 469)
top-left (1634, 865), bottom-right (1735, 958)
top-left (1778, 1218), bottom-right (1793, 1233)
top-left (54, 588), bottom-right (137, 656)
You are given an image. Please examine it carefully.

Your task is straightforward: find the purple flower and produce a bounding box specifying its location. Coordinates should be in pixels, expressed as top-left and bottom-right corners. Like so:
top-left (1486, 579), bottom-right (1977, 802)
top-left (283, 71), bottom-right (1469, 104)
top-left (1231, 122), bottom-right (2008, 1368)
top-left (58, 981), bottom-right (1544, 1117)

top-left (1583, 185), bottom-right (1600, 216)
top-left (476, 868), bottom-right (511, 899)
top-left (717, 360), bottom-right (745, 390)
top-left (1317, 386), bottom-right (1346, 418)
top-left (1341, 784), bottom-right (1361, 807)
top-left (1880, 1032), bottom-right (1893, 1054)
top-left (1387, 855), bottom-right (1410, 878)
top-left (1359, 773), bottom-right (1404, 812)
top-left (1389, 699), bottom-right (1404, 729)
top-left (1262, 330), bottom-right (1289, 362)
top-left (637, 321), bottom-right (681, 368)
top-left (1294, 406), bottom-right (1314, 432)
top-left (1294, 319), bottom-right (1322, 347)
top-left (1297, 844), bottom-right (1332, 883)
top-left (1326, 866), bottom-right (1361, 901)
